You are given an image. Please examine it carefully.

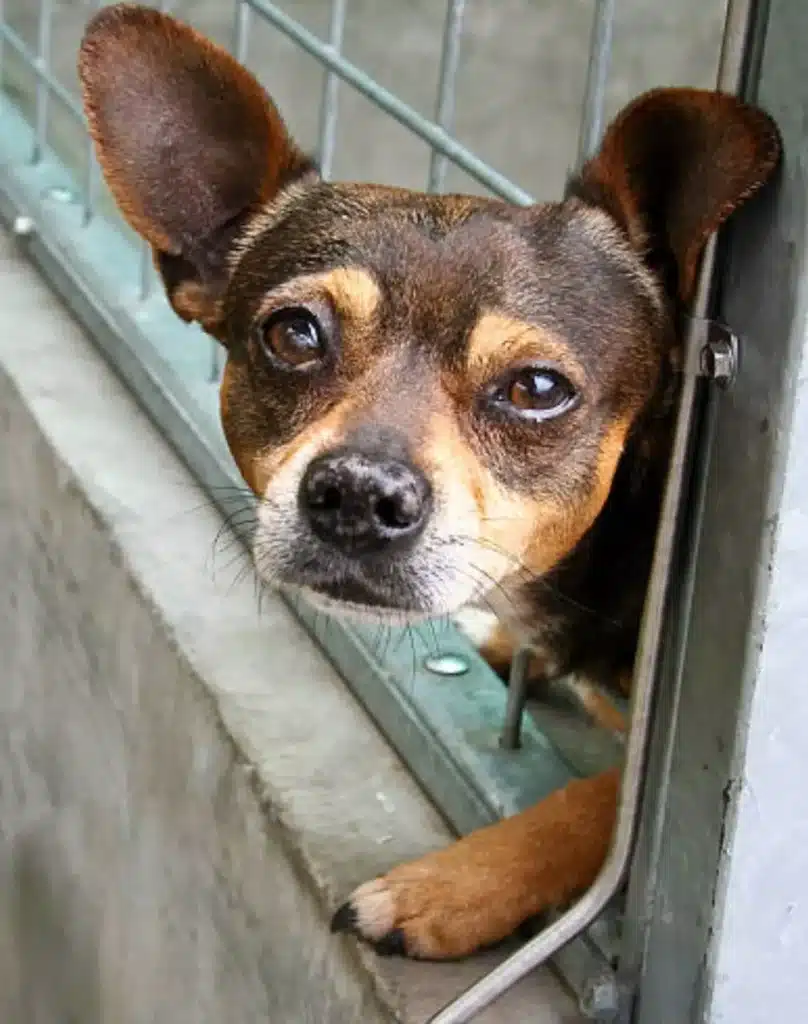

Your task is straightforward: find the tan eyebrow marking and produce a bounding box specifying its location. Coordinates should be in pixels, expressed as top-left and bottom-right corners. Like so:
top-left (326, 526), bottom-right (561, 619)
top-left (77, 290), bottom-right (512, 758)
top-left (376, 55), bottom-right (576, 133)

top-left (466, 313), bottom-right (581, 377)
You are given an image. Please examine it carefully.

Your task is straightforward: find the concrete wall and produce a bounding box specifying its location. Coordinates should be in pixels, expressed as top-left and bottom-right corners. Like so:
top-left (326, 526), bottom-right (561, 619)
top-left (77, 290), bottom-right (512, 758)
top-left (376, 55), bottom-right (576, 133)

top-left (0, 235), bottom-right (580, 1022)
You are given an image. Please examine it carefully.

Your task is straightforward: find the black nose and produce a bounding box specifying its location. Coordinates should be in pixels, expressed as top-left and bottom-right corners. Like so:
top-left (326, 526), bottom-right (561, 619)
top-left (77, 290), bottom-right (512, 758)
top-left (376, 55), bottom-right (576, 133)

top-left (300, 449), bottom-right (432, 554)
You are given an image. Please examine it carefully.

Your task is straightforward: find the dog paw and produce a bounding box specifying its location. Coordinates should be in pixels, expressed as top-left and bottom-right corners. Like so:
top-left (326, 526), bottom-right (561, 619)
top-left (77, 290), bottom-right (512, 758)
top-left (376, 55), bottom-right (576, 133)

top-left (330, 848), bottom-right (533, 960)
top-left (331, 771), bottom-right (620, 960)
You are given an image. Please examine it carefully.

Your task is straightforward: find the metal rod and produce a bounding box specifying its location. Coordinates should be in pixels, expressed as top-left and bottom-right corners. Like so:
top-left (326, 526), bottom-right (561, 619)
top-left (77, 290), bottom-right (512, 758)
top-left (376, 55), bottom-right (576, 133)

top-left (232, 0), bottom-right (250, 64)
top-left (32, 0), bottom-right (53, 163)
top-left (428, 0), bottom-right (466, 193)
top-left (245, 0), bottom-right (532, 205)
top-left (427, 2), bottom-right (756, 1018)
top-left (500, 645), bottom-right (531, 750)
top-left (138, 239), bottom-right (151, 301)
top-left (83, 141), bottom-right (99, 226)
top-left (82, 0), bottom-right (105, 225)
top-left (576, 0), bottom-right (616, 164)
top-left (0, 23), bottom-right (84, 122)
top-left (0, 0), bottom-right (5, 88)
top-left (318, 0), bottom-right (347, 181)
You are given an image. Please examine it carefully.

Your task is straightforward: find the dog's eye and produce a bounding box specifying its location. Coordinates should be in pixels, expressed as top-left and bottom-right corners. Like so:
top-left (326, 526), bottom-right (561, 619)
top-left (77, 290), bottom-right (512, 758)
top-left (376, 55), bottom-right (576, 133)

top-left (491, 368), bottom-right (578, 421)
top-left (255, 307), bottom-right (325, 370)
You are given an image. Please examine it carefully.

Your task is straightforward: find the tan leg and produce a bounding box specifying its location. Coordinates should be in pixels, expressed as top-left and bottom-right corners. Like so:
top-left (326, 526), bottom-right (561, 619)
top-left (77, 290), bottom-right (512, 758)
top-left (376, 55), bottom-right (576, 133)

top-left (332, 768), bottom-right (619, 959)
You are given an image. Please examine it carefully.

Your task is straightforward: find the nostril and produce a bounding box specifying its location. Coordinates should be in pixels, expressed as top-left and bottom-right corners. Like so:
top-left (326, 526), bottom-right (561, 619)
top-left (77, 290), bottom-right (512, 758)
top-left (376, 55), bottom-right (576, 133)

top-left (311, 484), bottom-right (341, 511)
top-left (375, 496), bottom-right (404, 529)
top-left (374, 488), bottom-right (422, 531)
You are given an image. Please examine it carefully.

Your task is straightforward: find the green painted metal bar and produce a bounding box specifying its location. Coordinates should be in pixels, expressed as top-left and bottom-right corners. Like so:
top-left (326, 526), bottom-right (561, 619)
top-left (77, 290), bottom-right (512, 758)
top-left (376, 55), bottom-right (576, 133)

top-left (0, 21), bottom-right (83, 123)
top-left (245, 0), bottom-right (534, 205)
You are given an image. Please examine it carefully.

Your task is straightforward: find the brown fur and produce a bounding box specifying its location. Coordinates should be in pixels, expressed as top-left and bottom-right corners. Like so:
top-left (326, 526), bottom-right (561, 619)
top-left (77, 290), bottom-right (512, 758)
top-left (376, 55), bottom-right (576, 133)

top-left (79, 5), bottom-right (781, 961)
top-left (340, 769), bottom-right (620, 959)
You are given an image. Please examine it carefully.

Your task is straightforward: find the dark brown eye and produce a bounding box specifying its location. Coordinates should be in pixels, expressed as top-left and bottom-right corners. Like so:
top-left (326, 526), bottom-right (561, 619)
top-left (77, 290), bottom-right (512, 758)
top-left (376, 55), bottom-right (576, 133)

top-left (491, 367), bottom-right (578, 421)
top-left (256, 307), bottom-right (325, 370)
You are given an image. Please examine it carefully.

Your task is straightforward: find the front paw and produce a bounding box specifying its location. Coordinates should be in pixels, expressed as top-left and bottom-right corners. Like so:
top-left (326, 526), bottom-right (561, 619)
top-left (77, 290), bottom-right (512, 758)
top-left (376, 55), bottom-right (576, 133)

top-left (331, 771), bottom-right (619, 960)
top-left (331, 855), bottom-right (518, 960)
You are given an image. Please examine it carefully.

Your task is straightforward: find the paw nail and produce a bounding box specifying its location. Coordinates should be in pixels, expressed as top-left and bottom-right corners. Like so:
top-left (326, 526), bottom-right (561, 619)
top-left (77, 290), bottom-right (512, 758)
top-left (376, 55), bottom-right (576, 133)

top-left (330, 902), bottom-right (358, 934)
top-left (372, 928), bottom-right (408, 958)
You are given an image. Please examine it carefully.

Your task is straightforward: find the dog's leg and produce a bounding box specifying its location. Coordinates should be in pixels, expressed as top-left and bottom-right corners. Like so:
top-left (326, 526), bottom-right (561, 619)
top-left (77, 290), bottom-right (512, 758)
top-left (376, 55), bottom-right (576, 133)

top-left (332, 768), bottom-right (619, 959)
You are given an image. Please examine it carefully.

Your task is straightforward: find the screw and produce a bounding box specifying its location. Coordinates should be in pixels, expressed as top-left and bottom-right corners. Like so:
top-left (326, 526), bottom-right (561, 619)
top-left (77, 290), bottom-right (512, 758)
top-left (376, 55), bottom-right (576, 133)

top-left (424, 652), bottom-right (470, 677)
top-left (12, 215), bottom-right (34, 237)
top-left (579, 973), bottom-right (620, 1020)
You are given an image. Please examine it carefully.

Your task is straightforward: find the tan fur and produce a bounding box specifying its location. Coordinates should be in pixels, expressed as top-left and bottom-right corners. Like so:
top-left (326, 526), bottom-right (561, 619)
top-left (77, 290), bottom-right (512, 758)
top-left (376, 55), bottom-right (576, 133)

top-left (568, 677), bottom-right (627, 734)
top-left (344, 769), bottom-right (619, 959)
top-left (475, 619), bottom-right (521, 676)
top-left (251, 401), bottom-right (355, 498)
top-left (522, 416), bottom-right (631, 575)
top-left (465, 313), bottom-right (580, 378)
top-left (171, 280), bottom-right (223, 334)
top-left (254, 266), bottom-right (381, 329)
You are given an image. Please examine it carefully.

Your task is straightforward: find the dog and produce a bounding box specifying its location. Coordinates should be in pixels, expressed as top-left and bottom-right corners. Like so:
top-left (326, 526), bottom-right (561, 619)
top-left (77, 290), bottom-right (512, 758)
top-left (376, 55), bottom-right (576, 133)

top-left (78, 4), bottom-right (781, 962)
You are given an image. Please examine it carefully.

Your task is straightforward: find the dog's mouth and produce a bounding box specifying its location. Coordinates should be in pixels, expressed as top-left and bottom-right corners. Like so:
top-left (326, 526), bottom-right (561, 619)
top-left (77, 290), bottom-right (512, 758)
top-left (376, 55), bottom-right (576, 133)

top-left (252, 502), bottom-right (504, 622)
top-left (282, 564), bottom-right (435, 623)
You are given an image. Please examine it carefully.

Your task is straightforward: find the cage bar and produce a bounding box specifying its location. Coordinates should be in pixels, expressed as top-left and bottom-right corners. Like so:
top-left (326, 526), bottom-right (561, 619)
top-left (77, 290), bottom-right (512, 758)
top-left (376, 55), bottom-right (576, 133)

top-left (245, 0), bottom-right (532, 204)
top-left (577, 0), bottom-right (616, 163)
top-left (318, 0), bottom-right (347, 180)
top-left (427, 0), bottom-right (467, 193)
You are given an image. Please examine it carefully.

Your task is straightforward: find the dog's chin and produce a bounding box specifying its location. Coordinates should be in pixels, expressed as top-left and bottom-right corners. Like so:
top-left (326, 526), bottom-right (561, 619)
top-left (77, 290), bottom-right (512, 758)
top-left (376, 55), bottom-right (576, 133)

top-left (290, 585), bottom-right (435, 624)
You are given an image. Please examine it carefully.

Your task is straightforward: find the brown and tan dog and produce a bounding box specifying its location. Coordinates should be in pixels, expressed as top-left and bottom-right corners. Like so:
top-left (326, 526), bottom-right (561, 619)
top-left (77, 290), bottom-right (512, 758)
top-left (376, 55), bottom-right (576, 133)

top-left (78, 4), bottom-right (780, 961)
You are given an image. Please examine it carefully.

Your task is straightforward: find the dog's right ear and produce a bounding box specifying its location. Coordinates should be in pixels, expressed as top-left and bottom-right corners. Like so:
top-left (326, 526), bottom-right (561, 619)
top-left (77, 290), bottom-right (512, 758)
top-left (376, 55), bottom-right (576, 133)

top-left (79, 3), bottom-right (314, 338)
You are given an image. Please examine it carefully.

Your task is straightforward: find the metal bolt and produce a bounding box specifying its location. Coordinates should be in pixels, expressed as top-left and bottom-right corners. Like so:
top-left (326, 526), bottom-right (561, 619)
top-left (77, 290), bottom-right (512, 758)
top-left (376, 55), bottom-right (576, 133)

top-left (579, 973), bottom-right (620, 1020)
top-left (701, 328), bottom-right (739, 388)
top-left (12, 215), bottom-right (35, 238)
top-left (424, 652), bottom-right (470, 677)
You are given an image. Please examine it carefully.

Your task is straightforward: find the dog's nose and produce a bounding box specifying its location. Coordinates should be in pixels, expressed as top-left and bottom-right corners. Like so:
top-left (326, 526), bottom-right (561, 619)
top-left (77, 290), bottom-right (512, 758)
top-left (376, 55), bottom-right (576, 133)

top-left (300, 450), bottom-right (432, 554)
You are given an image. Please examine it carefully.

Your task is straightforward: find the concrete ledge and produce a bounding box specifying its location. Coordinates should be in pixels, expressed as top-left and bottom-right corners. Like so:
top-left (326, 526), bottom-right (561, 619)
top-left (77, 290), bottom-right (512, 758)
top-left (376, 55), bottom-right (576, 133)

top-left (0, 227), bottom-right (578, 1023)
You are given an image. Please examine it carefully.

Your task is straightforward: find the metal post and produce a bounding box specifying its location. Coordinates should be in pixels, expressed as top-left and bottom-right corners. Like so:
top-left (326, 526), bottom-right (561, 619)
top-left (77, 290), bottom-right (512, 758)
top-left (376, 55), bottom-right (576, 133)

top-left (318, 0), bottom-right (347, 181)
top-left (83, 0), bottom-right (104, 225)
top-left (500, 646), bottom-right (532, 750)
top-left (576, 0), bottom-right (616, 164)
top-left (32, 0), bottom-right (52, 164)
top-left (428, 0), bottom-right (467, 194)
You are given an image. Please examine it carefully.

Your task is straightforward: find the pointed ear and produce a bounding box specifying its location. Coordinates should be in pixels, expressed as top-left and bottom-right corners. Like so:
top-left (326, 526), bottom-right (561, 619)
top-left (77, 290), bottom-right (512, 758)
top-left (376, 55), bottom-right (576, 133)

top-left (568, 88), bottom-right (781, 307)
top-left (78, 3), bottom-right (314, 338)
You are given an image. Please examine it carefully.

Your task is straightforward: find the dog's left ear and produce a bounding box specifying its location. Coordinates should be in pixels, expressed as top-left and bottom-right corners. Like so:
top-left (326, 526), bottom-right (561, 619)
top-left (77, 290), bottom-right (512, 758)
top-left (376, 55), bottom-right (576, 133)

top-left (568, 88), bottom-right (781, 306)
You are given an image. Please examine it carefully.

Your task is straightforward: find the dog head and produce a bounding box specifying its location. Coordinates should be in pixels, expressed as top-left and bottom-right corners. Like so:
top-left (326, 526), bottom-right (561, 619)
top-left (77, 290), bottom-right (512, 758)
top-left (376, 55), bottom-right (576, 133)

top-left (79, 4), bottom-right (780, 622)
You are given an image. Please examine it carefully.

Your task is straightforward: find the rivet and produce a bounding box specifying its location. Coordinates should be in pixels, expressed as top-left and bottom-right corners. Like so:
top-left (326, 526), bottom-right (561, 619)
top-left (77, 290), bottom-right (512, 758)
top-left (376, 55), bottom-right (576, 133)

top-left (12, 215), bottom-right (35, 237)
top-left (424, 652), bottom-right (470, 677)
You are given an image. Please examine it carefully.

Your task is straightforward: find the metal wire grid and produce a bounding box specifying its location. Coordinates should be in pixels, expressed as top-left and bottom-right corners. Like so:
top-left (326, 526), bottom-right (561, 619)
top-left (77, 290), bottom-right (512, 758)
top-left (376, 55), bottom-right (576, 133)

top-left (0, 0), bottom-right (615, 271)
